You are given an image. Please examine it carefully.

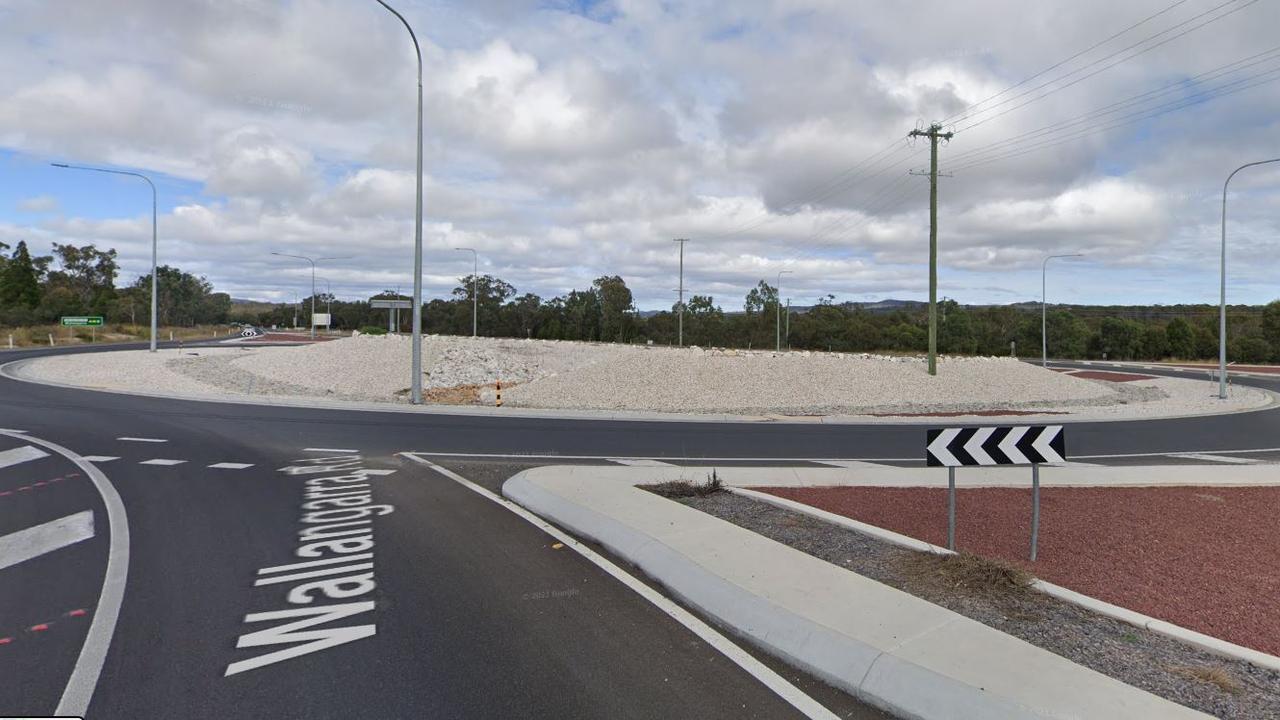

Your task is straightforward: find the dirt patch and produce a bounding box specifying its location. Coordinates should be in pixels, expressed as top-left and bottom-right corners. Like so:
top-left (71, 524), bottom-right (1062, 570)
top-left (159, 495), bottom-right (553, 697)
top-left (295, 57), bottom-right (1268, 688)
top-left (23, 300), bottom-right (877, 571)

top-left (1067, 370), bottom-right (1157, 382)
top-left (421, 384), bottom-right (483, 404)
top-left (758, 485), bottom-right (1280, 657)
top-left (685, 491), bottom-right (1280, 719)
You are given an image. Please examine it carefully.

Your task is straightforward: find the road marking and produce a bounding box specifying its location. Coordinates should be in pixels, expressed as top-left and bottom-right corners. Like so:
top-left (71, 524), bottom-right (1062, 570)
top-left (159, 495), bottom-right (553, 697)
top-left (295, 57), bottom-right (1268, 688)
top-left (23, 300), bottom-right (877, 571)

top-left (1173, 453), bottom-right (1264, 465)
top-left (813, 460), bottom-right (891, 468)
top-left (0, 431), bottom-right (128, 718)
top-left (399, 453), bottom-right (840, 720)
top-left (0, 510), bottom-right (94, 571)
top-left (607, 458), bottom-right (676, 466)
top-left (139, 458), bottom-right (186, 466)
top-left (0, 428), bottom-right (27, 433)
top-left (406, 450), bottom-right (922, 463)
top-left (81, 456), bottom-right (120, 463)
top-left (208, 462), bottom-right (255, 470)
top-left (117, 437), bottom-right (166, 443)
top-left (303, 447), bottom-right (358, 453)
top-left (0, 445), bottom-right (49, 469)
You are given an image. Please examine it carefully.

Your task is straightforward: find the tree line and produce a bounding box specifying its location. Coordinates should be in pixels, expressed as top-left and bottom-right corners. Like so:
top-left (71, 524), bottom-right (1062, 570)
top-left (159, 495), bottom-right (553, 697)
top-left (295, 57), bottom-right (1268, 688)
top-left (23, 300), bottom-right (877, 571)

top-left (248, 273), bottom-right (1280, 363)
top-left (0, 240), bottom-right (232, 328)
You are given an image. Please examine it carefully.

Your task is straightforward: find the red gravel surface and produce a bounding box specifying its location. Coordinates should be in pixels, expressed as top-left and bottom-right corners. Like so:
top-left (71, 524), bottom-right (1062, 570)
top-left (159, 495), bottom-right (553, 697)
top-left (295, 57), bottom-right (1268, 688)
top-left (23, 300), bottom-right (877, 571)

top-left (762, 485), bottom-right (1280, 655)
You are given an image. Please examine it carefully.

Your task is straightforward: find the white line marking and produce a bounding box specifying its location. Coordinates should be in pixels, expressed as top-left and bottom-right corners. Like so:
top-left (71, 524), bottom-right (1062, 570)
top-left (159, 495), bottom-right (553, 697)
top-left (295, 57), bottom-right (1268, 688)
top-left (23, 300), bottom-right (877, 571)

top-left (81, 456), bottom-right (120, 463)
top-left (208, 462), bottom-right (255, 470)
top-left (0, 510), bottom-right (94, 571)
top-left (812, 460), bottom-right (890, 468)
top-left (0, 445), bottom-right (49, 469)
top-left (399, 452), bottom-right (840, 720)
top-left (117, 437), bottom-right (167, 443)
top-left (0, 427), bottom-right (28, 433)
top-left (303, 447), bottom-right (358, 453)
top-left (1174, 453), bottom-right (1264, 465)
top-left (0, 431), bottom-right (129, 717)
top-left (139, 458), bottom-right (186, 466)
top-left (607, 458), bottom-right (676, 466)
top-left (407, 450), bottom-right (924, 463)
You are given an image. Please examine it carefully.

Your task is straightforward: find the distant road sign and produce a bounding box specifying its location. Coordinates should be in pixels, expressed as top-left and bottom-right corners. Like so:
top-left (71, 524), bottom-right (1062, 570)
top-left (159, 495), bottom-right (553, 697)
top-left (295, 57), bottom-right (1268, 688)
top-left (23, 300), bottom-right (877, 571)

top-left (370, 299), bottom-right (412, 309)
top-left (60, 316), bottom-right (104, 327)
top-left (312, 313), bottom-right (331, 327)
top-left (926, 425), bottom-right (1065, 467)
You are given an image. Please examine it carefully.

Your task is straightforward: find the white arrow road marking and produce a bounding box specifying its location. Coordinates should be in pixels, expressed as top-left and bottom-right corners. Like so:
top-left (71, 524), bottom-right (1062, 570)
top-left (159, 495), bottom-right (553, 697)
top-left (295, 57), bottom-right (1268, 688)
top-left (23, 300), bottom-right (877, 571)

top-left (927, 428), bottom-right (962, 466)
top-left (964, 427), bottom-right (997, 465)
top-left (998, 427), bottom-right (1030, 465)
top-left (0, 445), bottom-right (49, 469)
top-left (0, 510), bottom-right (94, 571)
top-left (1032, 426), bottom-right (1065, 463)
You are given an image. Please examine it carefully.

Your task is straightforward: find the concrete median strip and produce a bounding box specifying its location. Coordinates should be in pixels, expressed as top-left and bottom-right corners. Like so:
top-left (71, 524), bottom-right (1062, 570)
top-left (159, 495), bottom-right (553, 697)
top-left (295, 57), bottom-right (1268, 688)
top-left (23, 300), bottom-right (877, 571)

top-left (503, 465), bottom-right (1210, 719)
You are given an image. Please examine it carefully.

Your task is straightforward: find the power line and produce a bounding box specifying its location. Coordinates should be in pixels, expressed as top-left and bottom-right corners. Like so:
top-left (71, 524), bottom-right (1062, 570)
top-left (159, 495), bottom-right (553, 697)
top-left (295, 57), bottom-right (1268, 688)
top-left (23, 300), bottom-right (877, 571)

top-left (939, 0), bottom-right (1192, 123)
top-left (951, 0), bottom-right (1259, 130)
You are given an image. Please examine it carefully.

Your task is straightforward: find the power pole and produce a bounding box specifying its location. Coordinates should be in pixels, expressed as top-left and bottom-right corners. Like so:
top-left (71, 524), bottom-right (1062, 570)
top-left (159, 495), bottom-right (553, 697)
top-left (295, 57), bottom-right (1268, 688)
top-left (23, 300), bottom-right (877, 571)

top-left (673, 239), bottom-right (688, 346)
top-left (908, 123), bottom-right (953, 376)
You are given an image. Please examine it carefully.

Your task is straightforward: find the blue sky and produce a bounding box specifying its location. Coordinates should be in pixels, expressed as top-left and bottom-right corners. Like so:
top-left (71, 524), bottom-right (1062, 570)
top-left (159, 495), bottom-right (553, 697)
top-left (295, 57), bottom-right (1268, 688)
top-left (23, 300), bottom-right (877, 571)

top-left (1, 0), bottom-right (1278, 309)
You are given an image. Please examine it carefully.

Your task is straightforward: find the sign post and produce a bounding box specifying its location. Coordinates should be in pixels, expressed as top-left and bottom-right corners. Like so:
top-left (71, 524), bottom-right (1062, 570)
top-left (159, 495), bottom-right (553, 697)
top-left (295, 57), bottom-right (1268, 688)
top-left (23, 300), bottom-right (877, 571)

top-left (926, 425), bottom-right (1066, 560)
top-left (370, 298), bottom-right (412, 334)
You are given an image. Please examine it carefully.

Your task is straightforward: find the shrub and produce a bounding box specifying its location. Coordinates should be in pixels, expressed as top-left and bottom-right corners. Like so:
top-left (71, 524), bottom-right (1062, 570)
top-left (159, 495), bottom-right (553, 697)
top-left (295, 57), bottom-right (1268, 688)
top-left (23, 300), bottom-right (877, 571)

top-left (358, 326), bottom-right (388, 336)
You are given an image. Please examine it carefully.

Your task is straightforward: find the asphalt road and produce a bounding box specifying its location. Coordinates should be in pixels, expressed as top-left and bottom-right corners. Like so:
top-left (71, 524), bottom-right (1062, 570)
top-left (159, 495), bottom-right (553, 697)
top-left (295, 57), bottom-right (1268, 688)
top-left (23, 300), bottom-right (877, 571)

top-left (2, 342), bottom-right (1278, 719)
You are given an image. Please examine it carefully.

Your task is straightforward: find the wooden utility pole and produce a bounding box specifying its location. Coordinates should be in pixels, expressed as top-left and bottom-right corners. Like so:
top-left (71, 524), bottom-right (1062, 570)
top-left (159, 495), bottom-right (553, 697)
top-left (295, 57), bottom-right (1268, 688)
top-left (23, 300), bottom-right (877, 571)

top-left (909, 123), bottom-right (953, 376)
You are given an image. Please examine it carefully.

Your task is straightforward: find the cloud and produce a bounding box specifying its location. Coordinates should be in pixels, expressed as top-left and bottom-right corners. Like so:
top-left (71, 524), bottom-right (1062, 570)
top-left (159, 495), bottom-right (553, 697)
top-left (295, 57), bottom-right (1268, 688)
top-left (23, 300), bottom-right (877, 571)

top-left (17, 195), bottom-right (59, 213)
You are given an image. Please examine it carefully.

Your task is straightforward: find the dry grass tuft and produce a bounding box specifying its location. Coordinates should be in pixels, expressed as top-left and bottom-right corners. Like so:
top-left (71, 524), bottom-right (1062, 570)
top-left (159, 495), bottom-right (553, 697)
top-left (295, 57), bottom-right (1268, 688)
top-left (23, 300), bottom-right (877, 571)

top-left (1168, 664), bottom-right (1242, 694)
top-left (642, 470), bottom-right (724, 499)
top-left (896, 550), bottom-right (1034, 595)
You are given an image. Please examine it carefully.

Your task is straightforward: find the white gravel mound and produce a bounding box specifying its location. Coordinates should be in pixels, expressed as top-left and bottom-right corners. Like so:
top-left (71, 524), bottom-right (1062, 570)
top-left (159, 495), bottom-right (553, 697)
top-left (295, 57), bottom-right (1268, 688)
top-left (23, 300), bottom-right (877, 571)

top-left (12, 334), bottom-right (1271, 420)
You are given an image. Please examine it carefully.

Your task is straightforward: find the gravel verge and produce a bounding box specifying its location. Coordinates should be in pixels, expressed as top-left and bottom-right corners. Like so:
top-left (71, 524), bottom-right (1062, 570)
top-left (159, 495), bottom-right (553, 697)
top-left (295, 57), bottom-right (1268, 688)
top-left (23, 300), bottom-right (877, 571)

top-left (682, 491), bottom-right (1280, 720)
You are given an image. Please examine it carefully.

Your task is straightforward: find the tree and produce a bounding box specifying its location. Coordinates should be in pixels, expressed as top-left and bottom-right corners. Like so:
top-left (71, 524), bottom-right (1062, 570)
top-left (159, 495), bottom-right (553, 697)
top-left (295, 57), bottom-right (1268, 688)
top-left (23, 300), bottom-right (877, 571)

top-left (0, 241), bottom-right (42, 309)
top-left (47, 243), bottom-right (118, 311)
top-left (1139, 324), bottom-right (1170, 360)
top-left (1165, 318), bottom-right (1195, 359)
top-left (451, 274), bottom-right (515, 335)
top-left (593, 275), bottom-right (635, 342)
top-left (1098, 317), bottom-right (1144, 359)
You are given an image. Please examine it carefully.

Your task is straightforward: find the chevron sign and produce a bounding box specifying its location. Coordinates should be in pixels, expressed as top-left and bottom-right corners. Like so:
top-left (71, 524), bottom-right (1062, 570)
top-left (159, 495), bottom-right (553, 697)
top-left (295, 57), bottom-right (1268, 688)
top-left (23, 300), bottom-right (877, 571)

top-left (926, 426), bottom-right (1066, 467)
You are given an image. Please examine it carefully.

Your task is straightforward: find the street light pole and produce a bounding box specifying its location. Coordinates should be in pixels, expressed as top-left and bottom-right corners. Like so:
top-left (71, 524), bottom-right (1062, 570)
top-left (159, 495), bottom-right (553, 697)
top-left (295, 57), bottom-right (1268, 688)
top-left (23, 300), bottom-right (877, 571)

top-left (271, 253), bottom-right (350, 339)
top-left (1041, 254), bottom-right (1082, 368)
top-left (1220, 158), bottom-right (1280, 399)
top-left (455, 247), bottom-right (478, 336)
top-left (776, 270), bottom-right (791, 352)
top-left (51, 162), bottom-right (159, 352)
top-left (373, 0), bottom-right (425, 404)
top-left (673, 239), bottom-right (688, 347)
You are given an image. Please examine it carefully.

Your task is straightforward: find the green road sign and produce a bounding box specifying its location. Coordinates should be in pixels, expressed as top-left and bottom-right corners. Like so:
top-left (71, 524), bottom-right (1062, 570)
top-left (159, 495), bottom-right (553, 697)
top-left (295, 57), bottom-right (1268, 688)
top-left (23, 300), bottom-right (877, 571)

top-left (61, 316), bottom-right (104, 327)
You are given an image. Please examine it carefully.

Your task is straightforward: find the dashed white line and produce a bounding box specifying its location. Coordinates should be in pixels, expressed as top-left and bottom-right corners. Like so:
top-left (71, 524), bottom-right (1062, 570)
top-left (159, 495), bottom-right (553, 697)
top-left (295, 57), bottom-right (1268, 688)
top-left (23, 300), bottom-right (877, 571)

top-left (607, 458), bottom-right (676, 466)
top-left (0, 445), bottom-right (50, 469)
top-left (302, 447), bottom-right (357, 453)
top-left (117, 437), bottom-right (167, 443)
top-left (1173, 453), bottom-right (1264, 465)
top-left (81, 456), bottom-right (120, 463)
top-left (0, 510), bottom-right (95, 571)
top-left (208, 462), bottom-right (255, 470)
top-left (400, 453), bottom-right (841, 720)
top-left (139, 459), bottom-right (186, 466)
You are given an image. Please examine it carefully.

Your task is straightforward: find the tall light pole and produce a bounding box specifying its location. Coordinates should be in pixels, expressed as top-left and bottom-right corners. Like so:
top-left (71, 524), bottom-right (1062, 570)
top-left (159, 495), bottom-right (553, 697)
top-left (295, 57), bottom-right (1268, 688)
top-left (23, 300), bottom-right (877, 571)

top-left (673, 239), bottom-right (688, 346)
top-left (373, 0), bottom-right (425, 404)
top-left (776, 270), bottom-right (791, 352)
top-left (51, 162), bottom-right (159, 352)
top-left (455, 247), bottom-right (478, 337)
top-left (271, 252), bottom-right (350, 339)
top-left (1041, 254), bottom-right (1082, 368)
top-left (1220, 158), bottom-right (1280, 399)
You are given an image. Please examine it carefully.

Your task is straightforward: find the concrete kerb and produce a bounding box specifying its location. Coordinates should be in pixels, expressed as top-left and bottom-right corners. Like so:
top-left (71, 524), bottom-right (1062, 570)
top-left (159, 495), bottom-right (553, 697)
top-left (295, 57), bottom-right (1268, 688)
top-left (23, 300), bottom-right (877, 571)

top-left (731, 485), bottom-right (1280, 673)
top-left (3, 354), bottom-right (1278, 427)
top-left (504, 465), bottom-right (1210, 720)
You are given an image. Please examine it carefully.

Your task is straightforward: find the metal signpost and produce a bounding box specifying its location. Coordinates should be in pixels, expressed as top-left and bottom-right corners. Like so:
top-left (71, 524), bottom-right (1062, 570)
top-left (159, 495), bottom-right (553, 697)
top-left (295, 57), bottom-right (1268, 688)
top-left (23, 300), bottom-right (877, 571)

top-left (926, 425), bottom-right (1066, 561)
top-left (371, 298), bottom-right (412, 333)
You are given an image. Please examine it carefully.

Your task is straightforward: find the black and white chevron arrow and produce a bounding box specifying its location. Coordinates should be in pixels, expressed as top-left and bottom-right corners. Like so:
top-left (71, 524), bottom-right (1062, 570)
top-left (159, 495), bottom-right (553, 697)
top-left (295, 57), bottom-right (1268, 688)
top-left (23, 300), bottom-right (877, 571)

top-left (926, 425), bottom-right (1066, 467)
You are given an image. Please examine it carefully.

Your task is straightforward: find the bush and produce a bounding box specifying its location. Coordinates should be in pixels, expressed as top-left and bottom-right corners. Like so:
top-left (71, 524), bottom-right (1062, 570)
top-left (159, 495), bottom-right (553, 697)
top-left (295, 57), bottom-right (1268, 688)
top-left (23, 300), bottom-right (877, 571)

top-left (358, 326), bottom-right (387, 336)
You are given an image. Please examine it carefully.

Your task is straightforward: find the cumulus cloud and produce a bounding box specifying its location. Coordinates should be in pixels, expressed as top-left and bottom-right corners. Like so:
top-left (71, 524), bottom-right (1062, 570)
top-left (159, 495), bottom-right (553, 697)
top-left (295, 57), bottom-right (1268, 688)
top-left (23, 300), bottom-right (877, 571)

top-left (1, 0), bottom-right (1278, 307)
